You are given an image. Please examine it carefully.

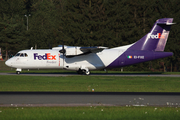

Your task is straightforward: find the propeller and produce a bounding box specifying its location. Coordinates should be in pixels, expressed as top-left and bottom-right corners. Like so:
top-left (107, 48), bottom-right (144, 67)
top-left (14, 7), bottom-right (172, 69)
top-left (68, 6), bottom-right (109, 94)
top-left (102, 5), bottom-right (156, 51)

top-left (59, 40), bottom-right (66, 68)
top-left (59, 44), bottom-right (66, 55)
top-left (59, 39), bottom-right (66, 55)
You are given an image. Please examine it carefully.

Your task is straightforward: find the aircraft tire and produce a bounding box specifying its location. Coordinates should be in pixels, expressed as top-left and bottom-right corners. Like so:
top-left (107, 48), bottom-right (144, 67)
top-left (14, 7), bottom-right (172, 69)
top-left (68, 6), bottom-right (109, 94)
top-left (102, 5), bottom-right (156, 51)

top-left (16, 71), bottom-right (20, 75)
top-left (85, 71), bottom-right (90, 75)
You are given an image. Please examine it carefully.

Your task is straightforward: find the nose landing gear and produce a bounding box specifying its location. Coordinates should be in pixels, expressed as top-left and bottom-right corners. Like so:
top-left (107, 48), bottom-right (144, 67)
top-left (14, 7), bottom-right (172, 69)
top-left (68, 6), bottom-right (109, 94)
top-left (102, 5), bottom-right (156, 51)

top-left (16, 71), bottom-right (21, 75)
top-left (16, 68), bottom-right (22, 75)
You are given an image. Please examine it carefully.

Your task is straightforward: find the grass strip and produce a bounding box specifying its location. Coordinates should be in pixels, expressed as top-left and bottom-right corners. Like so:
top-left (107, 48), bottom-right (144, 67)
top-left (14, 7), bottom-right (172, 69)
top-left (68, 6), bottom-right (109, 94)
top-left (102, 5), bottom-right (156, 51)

top-left (0, 106), bottom-right (179, 120)
top-left (0, 75), bottom-right (180, 92)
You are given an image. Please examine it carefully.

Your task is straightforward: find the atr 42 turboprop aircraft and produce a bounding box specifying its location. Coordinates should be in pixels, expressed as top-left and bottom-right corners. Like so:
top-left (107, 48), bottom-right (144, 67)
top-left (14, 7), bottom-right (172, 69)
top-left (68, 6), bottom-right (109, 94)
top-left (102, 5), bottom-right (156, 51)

top-left (5, 18), bottom-right (175, 75)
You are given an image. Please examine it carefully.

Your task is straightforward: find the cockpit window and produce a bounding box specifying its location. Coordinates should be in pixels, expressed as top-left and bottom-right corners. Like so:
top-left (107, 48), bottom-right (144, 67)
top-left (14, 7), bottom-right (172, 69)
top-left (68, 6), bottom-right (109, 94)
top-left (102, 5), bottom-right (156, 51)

top-left (25, 53), bottom-right (28, 57)
top-left (20, 53), bottom-right (24, 57)
top-left (15, 53), bottom-right (28, 57)
top-left (15, 53), bottom-right (20, 57)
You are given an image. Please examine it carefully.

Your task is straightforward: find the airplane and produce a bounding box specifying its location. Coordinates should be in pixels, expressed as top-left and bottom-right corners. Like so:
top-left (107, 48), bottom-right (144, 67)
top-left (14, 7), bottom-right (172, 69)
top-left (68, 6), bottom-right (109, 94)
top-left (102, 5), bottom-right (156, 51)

top-left (5, 18), bottom-right (175, 75)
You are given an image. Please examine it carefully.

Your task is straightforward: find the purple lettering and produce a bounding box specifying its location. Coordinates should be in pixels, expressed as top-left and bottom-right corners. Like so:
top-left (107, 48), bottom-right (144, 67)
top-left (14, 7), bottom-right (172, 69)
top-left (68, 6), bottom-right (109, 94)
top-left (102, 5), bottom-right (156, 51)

top-left (33, 53), bottom-right (56, 60)
top-left (34, 53), bottom-right (39, 60)
top-left (38, 55), bottom-right (42, 60)
top-left (40, 55), bottom-right (46, 60)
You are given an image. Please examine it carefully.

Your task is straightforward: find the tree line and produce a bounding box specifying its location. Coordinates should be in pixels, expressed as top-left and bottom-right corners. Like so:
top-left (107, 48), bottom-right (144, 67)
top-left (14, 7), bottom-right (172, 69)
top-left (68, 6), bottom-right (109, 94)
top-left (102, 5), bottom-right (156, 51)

top-left (0, 0), bottom-right (180, 71)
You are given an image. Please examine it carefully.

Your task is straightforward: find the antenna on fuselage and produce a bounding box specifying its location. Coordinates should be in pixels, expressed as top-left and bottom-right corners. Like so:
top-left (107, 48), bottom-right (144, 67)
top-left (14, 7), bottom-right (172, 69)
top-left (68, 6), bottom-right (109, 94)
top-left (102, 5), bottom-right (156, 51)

top-left (30, 47), bottom-right (33, 50)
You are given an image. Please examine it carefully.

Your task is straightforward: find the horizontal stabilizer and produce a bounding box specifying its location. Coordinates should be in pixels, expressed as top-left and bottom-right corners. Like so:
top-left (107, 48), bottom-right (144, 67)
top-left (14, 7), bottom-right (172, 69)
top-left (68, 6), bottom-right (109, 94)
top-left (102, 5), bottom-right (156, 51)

top-left (157, 22), bottom-right (176, 25)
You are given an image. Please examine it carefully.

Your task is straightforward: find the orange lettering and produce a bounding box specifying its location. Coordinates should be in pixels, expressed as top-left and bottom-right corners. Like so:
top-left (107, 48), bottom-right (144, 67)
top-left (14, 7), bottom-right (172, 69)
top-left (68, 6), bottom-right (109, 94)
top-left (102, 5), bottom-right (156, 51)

top-left (47, 53), bottom-right (51, 60)
top-left (52, 55), bottom-right (56, 60)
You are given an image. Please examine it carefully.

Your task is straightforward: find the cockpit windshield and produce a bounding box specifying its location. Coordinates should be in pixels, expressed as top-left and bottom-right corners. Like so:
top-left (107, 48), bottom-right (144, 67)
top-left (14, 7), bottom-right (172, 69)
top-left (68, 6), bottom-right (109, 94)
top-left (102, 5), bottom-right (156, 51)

top-left (15, 53), bottom-right (28, 57)
top-left (15, 53), bottom-right (21, 56)
top-left (20, 53), bottom-right (24, 57)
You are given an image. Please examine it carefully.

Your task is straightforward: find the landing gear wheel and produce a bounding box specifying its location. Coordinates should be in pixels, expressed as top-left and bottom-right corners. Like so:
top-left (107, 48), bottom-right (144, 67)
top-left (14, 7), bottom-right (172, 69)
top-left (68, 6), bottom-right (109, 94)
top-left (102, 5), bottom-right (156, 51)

top-left (16, 71), bottom-right (20, 75)
top-left (85, 71), bottom-right (90, 75)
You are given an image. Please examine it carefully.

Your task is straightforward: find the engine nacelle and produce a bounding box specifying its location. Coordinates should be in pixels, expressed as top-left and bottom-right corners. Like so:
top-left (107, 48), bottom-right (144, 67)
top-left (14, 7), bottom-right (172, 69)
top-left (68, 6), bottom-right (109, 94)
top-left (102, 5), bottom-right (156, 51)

top-left (66, 47), bottom-right (84, 56)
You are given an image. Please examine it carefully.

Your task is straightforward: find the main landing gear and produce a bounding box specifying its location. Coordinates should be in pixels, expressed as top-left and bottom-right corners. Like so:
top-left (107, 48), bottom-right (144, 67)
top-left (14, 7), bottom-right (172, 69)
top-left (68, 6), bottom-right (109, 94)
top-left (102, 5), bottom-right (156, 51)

top-left (77, 68), bottom-right (90, 75)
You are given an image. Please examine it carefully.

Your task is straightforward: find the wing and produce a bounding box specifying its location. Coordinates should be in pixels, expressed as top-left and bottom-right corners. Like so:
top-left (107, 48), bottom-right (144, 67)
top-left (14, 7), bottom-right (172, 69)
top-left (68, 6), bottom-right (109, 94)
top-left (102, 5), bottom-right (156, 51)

top-left (53, 45), bottom-right (108, 57)
top-left (65, 46), bottom-right (108, 57)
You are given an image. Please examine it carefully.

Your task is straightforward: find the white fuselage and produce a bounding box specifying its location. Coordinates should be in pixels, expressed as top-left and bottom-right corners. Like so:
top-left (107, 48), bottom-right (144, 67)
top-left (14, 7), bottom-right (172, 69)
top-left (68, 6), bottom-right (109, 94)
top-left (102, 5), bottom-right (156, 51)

top-left (5, 44), bottom-right (132, 72)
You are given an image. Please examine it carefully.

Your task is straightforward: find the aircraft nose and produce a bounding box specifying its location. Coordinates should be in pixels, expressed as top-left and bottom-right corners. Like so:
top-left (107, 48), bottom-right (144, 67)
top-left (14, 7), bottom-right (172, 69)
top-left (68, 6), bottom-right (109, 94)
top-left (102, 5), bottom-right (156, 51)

top-left (5, 60), bottom-right (11, 67)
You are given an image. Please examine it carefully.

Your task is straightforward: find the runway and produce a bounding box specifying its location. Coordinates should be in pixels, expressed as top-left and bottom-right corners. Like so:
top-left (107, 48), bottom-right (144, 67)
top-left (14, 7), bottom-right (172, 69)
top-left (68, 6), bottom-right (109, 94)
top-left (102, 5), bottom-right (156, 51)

top-left (0, 92), bottom-right (180, 107)
top-left (1, 72), bottom-right (180, 77)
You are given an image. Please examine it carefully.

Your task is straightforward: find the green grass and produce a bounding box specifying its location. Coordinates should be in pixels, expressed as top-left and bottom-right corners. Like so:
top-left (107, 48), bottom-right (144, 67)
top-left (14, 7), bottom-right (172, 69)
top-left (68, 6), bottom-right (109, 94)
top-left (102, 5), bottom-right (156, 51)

top-left (0, 106), bottom-right (179, 120)
top-left (0, 61), bottom-right (11, 71)
top-left (0, 75), bottom-right (180, 92)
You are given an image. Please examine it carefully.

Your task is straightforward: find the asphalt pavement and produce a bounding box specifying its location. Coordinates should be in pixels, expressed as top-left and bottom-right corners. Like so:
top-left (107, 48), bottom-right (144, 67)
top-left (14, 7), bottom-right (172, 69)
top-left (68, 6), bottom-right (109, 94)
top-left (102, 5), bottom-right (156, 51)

top-left (0, 92), bottom-right (180, 107)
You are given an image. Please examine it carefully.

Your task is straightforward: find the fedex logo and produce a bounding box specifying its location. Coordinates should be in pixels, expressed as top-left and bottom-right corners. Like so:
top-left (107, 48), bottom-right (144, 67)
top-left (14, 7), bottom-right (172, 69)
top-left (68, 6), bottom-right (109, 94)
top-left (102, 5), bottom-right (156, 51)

top-left (148, 33), bottom-right (165, 39)
top-left (34, 53), bottom-right (56, 60)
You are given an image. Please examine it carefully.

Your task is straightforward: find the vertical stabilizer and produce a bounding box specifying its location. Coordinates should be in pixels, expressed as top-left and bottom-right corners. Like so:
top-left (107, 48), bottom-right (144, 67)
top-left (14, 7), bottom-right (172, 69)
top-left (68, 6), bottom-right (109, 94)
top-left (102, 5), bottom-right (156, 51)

top-left (128, 18), bottom-right (175, 51)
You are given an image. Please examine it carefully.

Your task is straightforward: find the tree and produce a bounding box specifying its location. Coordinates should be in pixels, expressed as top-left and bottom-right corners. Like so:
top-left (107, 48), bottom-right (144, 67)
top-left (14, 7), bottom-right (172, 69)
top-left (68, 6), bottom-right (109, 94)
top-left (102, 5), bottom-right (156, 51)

top-left (0, 0), bottom-right (27, 59)
top-left (27, 0), bottom-right (67, 49)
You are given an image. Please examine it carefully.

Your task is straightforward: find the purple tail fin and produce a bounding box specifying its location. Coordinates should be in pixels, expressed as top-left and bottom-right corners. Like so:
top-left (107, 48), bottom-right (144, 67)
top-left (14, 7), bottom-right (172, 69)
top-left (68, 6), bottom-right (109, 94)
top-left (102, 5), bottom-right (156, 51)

top-left (128, 18), bottom-right (175, 51)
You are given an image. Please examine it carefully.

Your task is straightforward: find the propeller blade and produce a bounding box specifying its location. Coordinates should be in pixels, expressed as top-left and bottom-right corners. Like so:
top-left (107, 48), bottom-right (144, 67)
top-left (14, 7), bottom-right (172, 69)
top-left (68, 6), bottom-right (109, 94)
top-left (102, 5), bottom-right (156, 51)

top-left (59, 40), bottom-right (66, 55)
